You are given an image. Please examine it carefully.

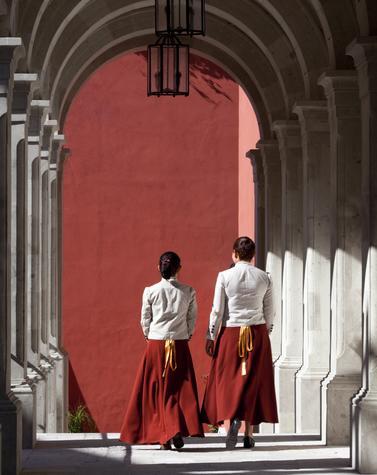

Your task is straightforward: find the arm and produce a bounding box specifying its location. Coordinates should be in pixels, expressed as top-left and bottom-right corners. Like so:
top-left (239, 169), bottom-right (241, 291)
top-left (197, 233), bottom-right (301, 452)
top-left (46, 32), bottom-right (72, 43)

top-left (206, 273), bottom-right (226, 341)
top-left (186, 288), bottom-right (198, 339)
top-left (140, 287), bottom-right (152, 338)
top-left (263, 274), bottom-right (275, 332)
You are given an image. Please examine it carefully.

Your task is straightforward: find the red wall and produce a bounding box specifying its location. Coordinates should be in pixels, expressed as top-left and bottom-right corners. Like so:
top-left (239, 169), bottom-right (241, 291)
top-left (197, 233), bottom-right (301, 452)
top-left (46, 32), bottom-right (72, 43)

top-left (63, 52), bottom-right (257, 432)
top-left (238, 87), bottom-right (258, 237)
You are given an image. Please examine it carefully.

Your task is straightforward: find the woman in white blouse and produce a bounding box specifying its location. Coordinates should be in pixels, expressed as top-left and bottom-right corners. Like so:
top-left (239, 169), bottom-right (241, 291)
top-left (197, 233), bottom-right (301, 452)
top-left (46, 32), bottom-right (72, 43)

top-left (201, 237), bottom-right (278, 449)
top-left (120, 251), bottom-right (203, 450)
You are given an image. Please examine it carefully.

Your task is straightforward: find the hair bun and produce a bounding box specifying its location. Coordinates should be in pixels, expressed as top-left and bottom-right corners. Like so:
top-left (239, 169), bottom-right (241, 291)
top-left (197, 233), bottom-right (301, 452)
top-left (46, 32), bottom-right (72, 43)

top-left (159, 251), bottom-right (181, 279)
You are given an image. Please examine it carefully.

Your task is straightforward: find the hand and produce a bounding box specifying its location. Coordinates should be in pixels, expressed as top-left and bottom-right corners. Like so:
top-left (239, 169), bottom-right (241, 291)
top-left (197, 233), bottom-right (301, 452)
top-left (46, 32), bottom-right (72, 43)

top-left (205, 339), bottom-right (215, 357)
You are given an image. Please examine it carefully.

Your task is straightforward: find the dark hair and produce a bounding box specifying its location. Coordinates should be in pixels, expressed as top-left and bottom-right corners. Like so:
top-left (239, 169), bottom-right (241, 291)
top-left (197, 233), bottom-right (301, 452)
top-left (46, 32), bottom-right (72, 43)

top-left (159, 251), bottom-right (181, 279)
top-left (233, 236), bottom-right (255, 261)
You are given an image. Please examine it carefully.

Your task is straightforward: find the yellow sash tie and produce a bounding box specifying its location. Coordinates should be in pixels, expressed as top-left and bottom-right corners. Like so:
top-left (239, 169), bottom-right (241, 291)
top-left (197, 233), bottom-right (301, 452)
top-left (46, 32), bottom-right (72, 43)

top-left (162, 339), bottom-right (177, 378)
top-left (238, 326), bottom-right (253, 376)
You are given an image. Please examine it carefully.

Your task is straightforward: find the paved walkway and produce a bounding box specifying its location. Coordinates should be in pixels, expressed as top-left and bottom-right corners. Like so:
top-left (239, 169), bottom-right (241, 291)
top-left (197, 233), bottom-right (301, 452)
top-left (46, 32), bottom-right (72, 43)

top-left (22, 433), bottom-right (356, 475)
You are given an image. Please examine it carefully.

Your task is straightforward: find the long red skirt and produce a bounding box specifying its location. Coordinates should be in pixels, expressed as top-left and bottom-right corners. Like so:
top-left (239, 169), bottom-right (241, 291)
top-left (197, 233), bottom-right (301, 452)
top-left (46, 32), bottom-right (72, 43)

top-left (201, 324), bottom-right (278, 425)
top-left (120, 340), bottom-right (204, 445)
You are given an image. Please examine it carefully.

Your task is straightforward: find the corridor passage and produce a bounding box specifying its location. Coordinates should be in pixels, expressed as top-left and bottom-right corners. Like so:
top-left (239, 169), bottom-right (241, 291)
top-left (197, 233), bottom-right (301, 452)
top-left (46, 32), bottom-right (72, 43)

top-left (22, 434), bottom-right (354, 474)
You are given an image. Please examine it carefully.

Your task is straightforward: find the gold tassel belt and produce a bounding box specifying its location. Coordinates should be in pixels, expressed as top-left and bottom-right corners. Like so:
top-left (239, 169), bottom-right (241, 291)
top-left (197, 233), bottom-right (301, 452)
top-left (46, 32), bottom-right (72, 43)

top-left (162, 339), bottom-right (177, 378)
top-left (238, 326), bottom-right (253, 376)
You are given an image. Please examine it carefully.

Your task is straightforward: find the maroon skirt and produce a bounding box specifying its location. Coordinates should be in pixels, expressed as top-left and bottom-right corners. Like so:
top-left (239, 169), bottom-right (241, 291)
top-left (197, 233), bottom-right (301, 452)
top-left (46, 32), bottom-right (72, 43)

top-left (120, 339), bottom-right (204, 445)
top-left (201, 324), bottom-right (278, 425)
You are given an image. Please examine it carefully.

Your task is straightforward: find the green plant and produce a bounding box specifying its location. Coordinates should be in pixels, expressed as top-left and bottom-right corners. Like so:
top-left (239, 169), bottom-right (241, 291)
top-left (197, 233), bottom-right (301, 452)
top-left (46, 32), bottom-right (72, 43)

top-left (207, 424), bottom-right (219, 433)
top-left (68, 404), bottom-right (97, 433)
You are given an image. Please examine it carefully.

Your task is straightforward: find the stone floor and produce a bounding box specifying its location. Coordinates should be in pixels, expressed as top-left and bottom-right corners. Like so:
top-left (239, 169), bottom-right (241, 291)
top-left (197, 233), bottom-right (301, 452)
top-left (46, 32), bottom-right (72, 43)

top-left (22, 433), bottom-right (358, 475)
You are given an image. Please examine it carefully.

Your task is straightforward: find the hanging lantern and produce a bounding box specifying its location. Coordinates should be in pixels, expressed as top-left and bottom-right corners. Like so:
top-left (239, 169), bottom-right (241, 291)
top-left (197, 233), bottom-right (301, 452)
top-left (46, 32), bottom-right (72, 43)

top-left (147, 35), bottom-right (189, 97)
top-left (155, 0), bottom-right (205, 36)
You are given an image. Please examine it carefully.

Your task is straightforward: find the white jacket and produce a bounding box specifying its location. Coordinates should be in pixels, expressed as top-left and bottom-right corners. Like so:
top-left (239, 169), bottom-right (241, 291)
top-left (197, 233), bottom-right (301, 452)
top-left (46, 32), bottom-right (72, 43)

top-left (207, 261), bottom-right (275, 340)
top-left (140, 277), bottom-right (197, 340)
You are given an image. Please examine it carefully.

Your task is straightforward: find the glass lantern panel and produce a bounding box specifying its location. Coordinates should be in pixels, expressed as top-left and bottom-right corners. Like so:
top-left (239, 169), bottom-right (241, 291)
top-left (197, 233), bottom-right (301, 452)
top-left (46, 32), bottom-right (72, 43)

top-left (155, 1), bottom-right (168, 33)
top-left (189, 0), bottom-right (204, 33)
top-left (177, 45), bottom-right (189, 94)
top-left (162, 45), bottom-right (177, 93)
top-left (171, 0), bottom-right (186, 33)
top-left (148, 45), bottom-right (162, 94)
top-left (156, 0), bottom-right (204, 35)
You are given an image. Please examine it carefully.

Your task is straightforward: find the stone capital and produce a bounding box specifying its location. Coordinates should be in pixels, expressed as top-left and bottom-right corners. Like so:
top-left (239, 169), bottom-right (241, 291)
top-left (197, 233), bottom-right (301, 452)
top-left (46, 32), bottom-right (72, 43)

top-left (293, 101), bottom-right (329, 132)
top-left (246, 149), bottom-right (263, 185)
top-left (256, 140), bottom-right (280, 172)
top-left (50, 134), bottom-right (65, 165)
top-left (347, 37), bottom-right (377, 100)
top-left (57, 146), bottom-right (71, 173)
top-left (346, 37), bottom-right (377, 71)
top-left (0, 37), bottom-right (22, 96)
top-left (28, 100), bottom-right (50, 141)
top-left (318, 71), bottom-right (360, 119)
top-left (41, 118), bottom-right (58, 154)
top-left (272, 121), bottom-right (301, 152)
top-left (12, 73), bottom-right (38, 123)
top-left (318, 70), bottom-right (358, 92)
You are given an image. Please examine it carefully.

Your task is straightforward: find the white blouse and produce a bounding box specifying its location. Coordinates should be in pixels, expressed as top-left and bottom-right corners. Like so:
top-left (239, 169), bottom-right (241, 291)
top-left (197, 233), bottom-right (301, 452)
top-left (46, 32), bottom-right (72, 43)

top-left (207, 261), bottom-right (275, 340)
top-left (140, 277), bottom-right (197, 340)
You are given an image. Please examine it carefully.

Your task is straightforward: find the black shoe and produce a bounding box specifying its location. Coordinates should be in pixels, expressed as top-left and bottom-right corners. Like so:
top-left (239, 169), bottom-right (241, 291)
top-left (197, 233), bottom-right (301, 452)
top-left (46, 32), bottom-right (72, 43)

top-left (160, 440), bottom-right (172, 450)
top-left (243, 436), bottom-right (255, 449)
top-left (226, 419), bottom-right (241, 449)
top-left (172, 434), bottom-right (184, 449)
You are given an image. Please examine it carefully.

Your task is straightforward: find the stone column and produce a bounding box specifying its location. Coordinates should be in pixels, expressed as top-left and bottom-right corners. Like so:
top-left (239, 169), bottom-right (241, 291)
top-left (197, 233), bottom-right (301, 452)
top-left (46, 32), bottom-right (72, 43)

top-left (293, 102), bottom-right (331, 434)
top-left (56, 146), bottom-right (70, 432)
top-left (46, 134), bottom-right (64, 433)
top-left (10, 73), bottom-right (38, 450)
top-left (318, 72), bottom-right (362, 446)
top-left (347, 37), bottom-right (377, 474)
top-left (37, 118), bottom-right (57, 434)
top-left (272, 121), bottom-right (303, 433)
top-left (27, 100), bottom-right (49, 363)
top-left (49, 135), bottom-right (64, 349)
top-left (257, 140), bottom-right (282, 363)
top-left (246, 149), bottom-right (265, 270)
top-left (26, 100), bottom-right (49, 441)
top-left (0, 36), bottom-right (23, 475)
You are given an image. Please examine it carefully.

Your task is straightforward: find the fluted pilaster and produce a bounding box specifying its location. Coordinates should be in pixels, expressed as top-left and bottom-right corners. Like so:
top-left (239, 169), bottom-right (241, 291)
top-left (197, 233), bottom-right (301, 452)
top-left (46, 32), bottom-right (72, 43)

top-left (319, 71), bottom-right (362, 446)
top-left (272, 121), bottom-right (303, 433)
top-left (293, 101), bottom-right (331, 434)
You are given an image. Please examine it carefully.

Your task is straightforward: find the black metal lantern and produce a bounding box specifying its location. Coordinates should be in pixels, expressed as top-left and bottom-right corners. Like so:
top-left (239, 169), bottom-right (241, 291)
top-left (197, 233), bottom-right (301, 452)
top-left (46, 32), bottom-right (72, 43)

top-left (155, 0), bottom-right (205, 36)
top-left (147, 35), bottom-right (189, 97)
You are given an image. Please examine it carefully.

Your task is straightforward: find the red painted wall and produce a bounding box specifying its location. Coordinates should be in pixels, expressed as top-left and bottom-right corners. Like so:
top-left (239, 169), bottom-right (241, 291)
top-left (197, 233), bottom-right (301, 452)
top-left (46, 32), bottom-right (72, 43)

top-left (238, 87), bottom-right (258, 237)
top-left (63, 52), bottom-right (258, 432)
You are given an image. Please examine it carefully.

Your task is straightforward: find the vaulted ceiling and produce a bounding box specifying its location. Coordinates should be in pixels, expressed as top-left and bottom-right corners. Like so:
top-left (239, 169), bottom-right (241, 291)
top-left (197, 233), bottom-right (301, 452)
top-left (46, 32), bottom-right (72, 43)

top-left (3, 0), bottom-right (377, 138)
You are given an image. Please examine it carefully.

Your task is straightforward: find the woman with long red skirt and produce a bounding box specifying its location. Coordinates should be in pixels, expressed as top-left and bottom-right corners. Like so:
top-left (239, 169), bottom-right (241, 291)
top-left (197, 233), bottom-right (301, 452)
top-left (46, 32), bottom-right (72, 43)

top-left (120, 251), bottom-right (203, 450)
top-left (201, 237), bottom-right (278, 449)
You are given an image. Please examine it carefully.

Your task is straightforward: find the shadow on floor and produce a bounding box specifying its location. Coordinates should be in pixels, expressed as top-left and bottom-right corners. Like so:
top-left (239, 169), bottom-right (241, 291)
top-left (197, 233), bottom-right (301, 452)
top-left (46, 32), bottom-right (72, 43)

top-left (34, 434), bottom-right (322, 449)
top-left (23, 436), bottom-right (354, 475)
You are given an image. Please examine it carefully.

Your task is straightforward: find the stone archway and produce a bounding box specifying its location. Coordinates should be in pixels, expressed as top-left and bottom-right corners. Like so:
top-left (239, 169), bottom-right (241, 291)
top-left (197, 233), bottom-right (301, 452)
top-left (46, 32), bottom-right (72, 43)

top-left (0, 1), bottom-right (377, 473)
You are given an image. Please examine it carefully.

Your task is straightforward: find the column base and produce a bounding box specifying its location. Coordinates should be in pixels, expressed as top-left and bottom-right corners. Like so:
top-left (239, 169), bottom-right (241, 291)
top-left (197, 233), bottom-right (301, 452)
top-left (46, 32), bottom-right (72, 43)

top-left (259, 422), bottom-right (274, 434)
top-left (321, 373), bottom-right (360, 445)
top-left (296, 369), bottom-right (326, 434)
top-left (37, 358), bottom-right (53, 433)
top-left (54, 349), bottom-right (68, 432)
top-left (0, 392), bottom-right (22, 475)
top-left (274, 359), bottom-right (301, 433)
top-left (12, 381), bottom-right (36, 449)
top-left (353, 391), bottom-right (377, 474)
